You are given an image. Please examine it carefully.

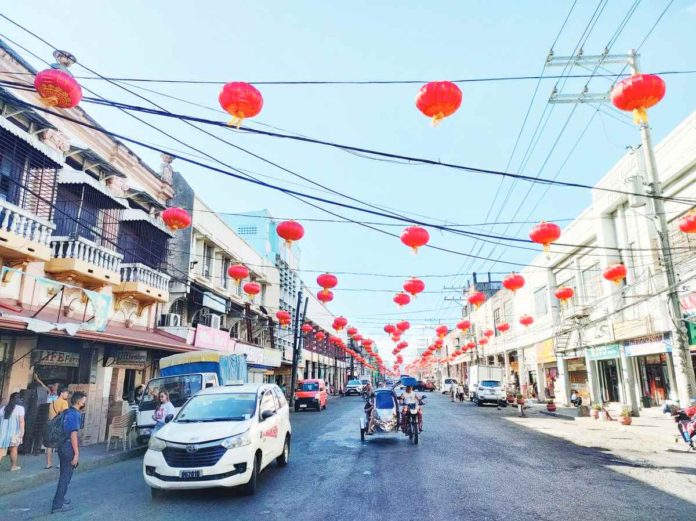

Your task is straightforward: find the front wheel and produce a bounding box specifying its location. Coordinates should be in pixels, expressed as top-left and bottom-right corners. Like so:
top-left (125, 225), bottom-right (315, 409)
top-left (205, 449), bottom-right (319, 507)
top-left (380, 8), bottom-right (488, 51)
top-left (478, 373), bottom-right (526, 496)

top-left (243, 454), bottom-right (260, 496)
top-left (277, 436), bottom-right (290, 467)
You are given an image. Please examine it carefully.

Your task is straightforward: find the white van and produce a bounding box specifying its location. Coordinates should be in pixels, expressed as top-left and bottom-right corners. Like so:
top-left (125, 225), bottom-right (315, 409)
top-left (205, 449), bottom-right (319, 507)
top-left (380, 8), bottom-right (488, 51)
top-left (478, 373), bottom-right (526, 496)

top-left (441, 377), bottom-right (458, 394)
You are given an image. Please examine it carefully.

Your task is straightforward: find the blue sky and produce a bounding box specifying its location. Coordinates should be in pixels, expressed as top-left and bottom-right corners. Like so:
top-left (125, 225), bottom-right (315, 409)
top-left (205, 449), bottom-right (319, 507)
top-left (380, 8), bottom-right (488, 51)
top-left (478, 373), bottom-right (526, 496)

top-left (3, 1), bottom-right (695, 356)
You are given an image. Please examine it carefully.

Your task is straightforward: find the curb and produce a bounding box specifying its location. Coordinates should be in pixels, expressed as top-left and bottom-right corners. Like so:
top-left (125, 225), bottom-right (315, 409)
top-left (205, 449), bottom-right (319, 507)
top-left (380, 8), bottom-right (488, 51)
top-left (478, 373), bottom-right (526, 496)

top-left (1, 446), bottom-right (146, 497)
top-left (538, 410), bottom-right (576, 421)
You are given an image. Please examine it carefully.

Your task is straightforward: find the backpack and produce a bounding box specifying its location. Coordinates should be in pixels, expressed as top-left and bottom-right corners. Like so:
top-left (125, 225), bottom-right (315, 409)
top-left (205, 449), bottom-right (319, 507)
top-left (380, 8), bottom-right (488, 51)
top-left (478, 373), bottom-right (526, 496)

top-left (43, 410), bottom-right (68, 448)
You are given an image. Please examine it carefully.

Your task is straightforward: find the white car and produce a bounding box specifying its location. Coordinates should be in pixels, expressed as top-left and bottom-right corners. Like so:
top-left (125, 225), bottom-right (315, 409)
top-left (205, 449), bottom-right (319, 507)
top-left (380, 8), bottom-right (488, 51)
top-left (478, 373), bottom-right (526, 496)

top-left (344, 379), bottom-right (364, 396)
top-left (473, 380), bottom-right (506, 406)
top-left (143, 383), bottom-right (291, 497)
top-left (441, 377), bottom-right (458, 394)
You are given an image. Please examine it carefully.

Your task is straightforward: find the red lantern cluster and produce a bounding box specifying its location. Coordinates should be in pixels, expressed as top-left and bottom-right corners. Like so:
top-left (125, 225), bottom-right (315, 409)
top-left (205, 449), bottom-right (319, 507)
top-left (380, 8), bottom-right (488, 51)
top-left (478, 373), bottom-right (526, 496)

top-left (502, 273), bottom-right (525, 293)
top-left (415, 81), bottom-right (463, 126)
top-left (34, 68), bottom-right (82, 109)
top-left (610, 73), bottom-right (665, 125)
top-left (403, 277), bottom-right (425, 297)
top-left (276, 220), bottom-right (305, 246)
top-left (161, 207), bottom-right (192, 231)
top-left (400, 226), bottom-right (430, 253)
top-left (519, 314), bottom-right (534, 327)
top-left (529, 221), bottom-right (561, 253)
top-left (467, 291), bottom-right (486, 309)
top-left (218, 81), bottom-right (263, 127)
top-left (276, 310), bottom-right (291, 328)
top-left (393, 292), bottom-right (411, 307)
top-left (555, 286), bottom-right (575, 303)
top-left (603, 264), bottom-right (627, 285)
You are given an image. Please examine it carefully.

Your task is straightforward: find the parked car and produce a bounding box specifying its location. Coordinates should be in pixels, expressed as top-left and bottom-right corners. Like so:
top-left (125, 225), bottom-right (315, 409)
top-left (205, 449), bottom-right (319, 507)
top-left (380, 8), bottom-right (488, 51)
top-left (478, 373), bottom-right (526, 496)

top-left (441, 377), bottom-right (458, 394)
top-left (294, 379), bottom-right (327, 412)
top-left (416, 380), bottom-right (435, 392)
top-left (473, 379), bottom-right (507, 406)
top-left (344, 379), bottom-right (364, 396)
top-left (143, 383), bottom-right (291, 497)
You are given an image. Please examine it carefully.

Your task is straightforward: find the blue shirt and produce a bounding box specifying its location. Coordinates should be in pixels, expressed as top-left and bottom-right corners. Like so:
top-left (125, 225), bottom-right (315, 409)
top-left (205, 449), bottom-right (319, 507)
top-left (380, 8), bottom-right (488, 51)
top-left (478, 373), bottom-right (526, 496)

top-left (62, 407), bottom-right (81, 448)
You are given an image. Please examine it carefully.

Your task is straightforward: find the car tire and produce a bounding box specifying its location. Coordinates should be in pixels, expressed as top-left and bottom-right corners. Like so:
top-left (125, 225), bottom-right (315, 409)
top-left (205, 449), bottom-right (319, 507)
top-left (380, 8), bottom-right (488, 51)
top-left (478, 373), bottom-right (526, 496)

top-left (294, 404), bottom-right (299, 412)
top-left (413, 423), bottom-right (419, 445)
top-left (150, 487), bottom-right (165, 500)
top-left (277, 435), bottom-right (290, 467)
top-left (360, 427), bottom-right (365, 442)
top-left (137, 436), bottom-right (149, 446)
top-left (243, 453), bottom-right (260, 496)
top-left (476, 398), bottom-right (483, 407)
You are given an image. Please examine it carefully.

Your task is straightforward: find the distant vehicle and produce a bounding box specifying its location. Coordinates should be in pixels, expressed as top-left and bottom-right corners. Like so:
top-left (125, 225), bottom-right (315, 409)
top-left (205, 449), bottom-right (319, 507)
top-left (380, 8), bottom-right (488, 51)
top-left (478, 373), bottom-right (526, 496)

top-left (345, 379), bottom-right (363, 396)
top-left (385, 379), bottom-right (395, 386)
top-left (441, 377), bottom-right (458, 394)
top-left (143, 383), bottom-right (290, 497)
top-left (416, 380), bottom-right (435, 392)
top-left (294, 379), bottom-right (327, 412)
top-left (469, 365), bottom-right (506, 406)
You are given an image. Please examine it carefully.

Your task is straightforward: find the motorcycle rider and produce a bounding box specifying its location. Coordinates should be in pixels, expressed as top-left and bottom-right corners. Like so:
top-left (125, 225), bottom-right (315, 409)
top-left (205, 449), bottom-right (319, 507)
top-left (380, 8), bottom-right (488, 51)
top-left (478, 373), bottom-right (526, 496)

top-left (399, 385), bottom-right (424, 433)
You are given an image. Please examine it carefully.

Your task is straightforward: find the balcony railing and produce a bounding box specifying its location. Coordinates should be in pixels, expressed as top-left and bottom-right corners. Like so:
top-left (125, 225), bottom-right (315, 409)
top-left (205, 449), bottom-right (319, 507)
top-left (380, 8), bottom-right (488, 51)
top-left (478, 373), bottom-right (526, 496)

top-left (50, 235), bottom-right (123, 273)
top-left (0, 198), bottom-right (55, 247)
top-left (120, 263), bottom-right (170, 291)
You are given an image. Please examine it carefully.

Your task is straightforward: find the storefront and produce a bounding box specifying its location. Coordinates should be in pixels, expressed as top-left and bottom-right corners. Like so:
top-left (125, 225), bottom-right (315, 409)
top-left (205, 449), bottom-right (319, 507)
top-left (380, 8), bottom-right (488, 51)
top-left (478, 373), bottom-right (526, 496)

top-left (681, 292), bottom-right (696, 381)
top-left (522, 346), bottom-right (538, 398)
top-left (535, 339), bottom-right (557, 399)
top-left (565, 352), bottom-right (589, 402)
top-left (586, 344), bottom-right (622, 403)
top-left (623, 333), bottom-right (673, 406)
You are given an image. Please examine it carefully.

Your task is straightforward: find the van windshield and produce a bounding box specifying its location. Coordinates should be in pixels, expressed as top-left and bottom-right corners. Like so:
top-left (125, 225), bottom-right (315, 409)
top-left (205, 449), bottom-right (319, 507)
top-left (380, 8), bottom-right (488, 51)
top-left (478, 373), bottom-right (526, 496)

top-left (300, 382), bottom-right (319, 391)
top-left (140, 375), bottom-right (202, 411)
top-left (480, 380), bottom-right (502, 388)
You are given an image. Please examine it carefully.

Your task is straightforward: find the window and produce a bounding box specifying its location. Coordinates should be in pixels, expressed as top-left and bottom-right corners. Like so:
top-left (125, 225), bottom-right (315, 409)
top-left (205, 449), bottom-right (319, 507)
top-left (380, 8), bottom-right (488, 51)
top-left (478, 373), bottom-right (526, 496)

top-left (202, 243), bottom-right (213, 278)
top-left (237, 225), bottom-right (257, 235)
top-left (534, 286), bottom-right (548, 316)
top-left (493, 307), bottom-right (501, 336)
top-left (273, 388), bottom-right (287, 408)
top-left (582, 264), bottom-right (603, 303)
top-left (260, 390), bottom-right (276, 415)
top-left (503, 300), bottom-right (513, 322)
top-left (221, 257), bottom-right (230, 289)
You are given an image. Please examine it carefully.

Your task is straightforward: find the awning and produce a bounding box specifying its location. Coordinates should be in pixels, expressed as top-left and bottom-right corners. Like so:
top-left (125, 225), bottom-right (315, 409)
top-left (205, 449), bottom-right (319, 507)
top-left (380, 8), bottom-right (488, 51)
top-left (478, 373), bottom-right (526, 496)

top-left (58, 168), bottom-right (128, 209)
top-left (125, 178), bottom-right (166, 210)
top-left (121, 208), bottom-right (173, 237)
top-left (0, 112), bottom-right (63, 165)
top-left (66, 145), bottom-right (126, 178)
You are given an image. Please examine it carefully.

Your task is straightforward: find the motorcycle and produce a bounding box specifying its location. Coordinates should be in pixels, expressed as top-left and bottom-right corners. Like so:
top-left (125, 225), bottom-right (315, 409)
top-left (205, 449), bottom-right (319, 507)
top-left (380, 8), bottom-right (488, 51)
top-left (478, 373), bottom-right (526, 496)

top-left (672, 405), bottom-right (696, 451)
top-left (402, 398), bottom-right (425, 445)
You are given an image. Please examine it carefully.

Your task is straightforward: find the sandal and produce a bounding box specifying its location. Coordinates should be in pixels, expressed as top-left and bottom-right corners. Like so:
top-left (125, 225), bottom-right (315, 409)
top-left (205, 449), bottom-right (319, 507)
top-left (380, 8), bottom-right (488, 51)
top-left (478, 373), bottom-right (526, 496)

top-left (45, 465), bottom-right (53, 470)
top-left (10, 466), bottom-right (21, 471)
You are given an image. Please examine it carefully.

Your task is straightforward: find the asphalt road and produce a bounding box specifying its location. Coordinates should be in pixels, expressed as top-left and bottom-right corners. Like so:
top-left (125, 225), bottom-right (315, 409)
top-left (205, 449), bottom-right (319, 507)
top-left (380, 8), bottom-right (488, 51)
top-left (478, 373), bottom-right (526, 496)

top-left (4, 392), bottom-right (696, 521)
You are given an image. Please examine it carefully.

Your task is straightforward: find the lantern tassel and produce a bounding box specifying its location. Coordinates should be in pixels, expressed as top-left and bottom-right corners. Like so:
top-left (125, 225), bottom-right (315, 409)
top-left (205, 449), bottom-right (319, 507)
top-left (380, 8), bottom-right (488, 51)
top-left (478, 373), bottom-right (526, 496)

top-left (632, 107), bottom-right (648, 125)
top-left (431, 113), bottom-right (445, 127)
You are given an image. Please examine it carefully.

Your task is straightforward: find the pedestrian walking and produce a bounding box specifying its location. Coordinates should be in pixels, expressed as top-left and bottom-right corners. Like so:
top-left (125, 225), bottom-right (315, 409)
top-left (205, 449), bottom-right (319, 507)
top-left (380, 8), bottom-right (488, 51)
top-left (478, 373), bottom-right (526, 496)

top-left (51, 391), bottom-right (86, 514)
top-left (152, 390), bottom-right (175, 433)
top-left (0, 392), bottom-right (25, 471)
top-left (45, 386), bottom-right (69, 469)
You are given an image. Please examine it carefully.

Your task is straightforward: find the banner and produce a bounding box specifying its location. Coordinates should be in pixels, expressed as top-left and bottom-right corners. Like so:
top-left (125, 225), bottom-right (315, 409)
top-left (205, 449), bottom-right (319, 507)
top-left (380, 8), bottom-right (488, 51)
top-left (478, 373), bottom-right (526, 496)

top-left (33, 350), bottom-right (80, 367)
top-left (623, 334), bottom-right (672, 357)
top-left (586, 344), bottom-right (620, 361)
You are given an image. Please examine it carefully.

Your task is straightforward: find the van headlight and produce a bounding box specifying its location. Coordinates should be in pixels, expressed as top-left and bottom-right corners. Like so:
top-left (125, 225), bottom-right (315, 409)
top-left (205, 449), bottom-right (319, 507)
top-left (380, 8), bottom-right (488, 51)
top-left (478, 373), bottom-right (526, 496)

top-left (221, 432), bottom-right (252, 449)
top-left (148, 436), bottom-right (167, 452)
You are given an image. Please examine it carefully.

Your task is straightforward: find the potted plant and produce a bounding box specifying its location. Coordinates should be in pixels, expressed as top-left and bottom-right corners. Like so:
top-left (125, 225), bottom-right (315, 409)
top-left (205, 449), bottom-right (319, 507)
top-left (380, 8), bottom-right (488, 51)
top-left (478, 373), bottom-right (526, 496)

top-left (546, 400), bottom-right (557, 412)
top-left (506, 394), bottom-right (515, 404)
top-left (619, 406), bottom-right (632, 425)
top-left (516, 393), bottom-right (525, 406)
top-left (591, 403), bottom-right (602, 419)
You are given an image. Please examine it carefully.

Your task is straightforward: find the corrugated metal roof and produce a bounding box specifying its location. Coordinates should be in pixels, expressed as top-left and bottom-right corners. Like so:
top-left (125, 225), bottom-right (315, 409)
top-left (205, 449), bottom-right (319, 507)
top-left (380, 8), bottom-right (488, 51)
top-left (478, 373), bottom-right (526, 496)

top-left (58, 168), bottom-right (128, 208)
top-left (121, 207), bottom-right (173, 237)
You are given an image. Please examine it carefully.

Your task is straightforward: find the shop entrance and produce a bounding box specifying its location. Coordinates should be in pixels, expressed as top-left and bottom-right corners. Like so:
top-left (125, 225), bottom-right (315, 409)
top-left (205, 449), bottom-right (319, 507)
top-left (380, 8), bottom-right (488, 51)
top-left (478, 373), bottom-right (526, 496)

top-left (598, 359), bottom-right (620, 402)
top-left (637, 354), bottom-right (669, 405)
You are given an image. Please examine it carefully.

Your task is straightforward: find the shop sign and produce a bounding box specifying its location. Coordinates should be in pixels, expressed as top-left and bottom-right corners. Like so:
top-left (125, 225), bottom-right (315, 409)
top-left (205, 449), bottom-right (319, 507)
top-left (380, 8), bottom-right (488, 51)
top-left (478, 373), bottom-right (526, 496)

top-left (566, 358), bottom-right (587, 372)
top-left (688, 322), bottom-right (696, 349)
top-left (680, 292), bottom-right (696, 313)
top-left (262, 349), bottom-right (282, 368)
top-left (535, 339), bottom-right (556, 364)
top-left (194, 324), bottom-right (231, 351)
top-left (562, 347), bottom-right (584, 360)
top-left (232, 341), bottom-right (264, 364)
top-left (623, 334), bottom-right (672, 357)
top-left (113, 350), bottom-right (148, 368)
top-left (201, 291), bottom-right (228, 314)
top-left (586, 344), bottom-right (620, 361)
top-left (33, 350), bottom-right (79, 367)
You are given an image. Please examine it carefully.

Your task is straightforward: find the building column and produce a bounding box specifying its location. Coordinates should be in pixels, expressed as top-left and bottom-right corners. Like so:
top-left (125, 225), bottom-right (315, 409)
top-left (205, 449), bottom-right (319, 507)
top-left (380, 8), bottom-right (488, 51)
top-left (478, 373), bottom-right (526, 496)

top-left (503, 351), bottom-right (511, 390)
top-left (519, 349), bottom-right (528, 396)
top-left (585, 356), bottom-right (600, 404)
top-left (536, 363), bottom-right (547, 403)
top-left (555, 356), bottom-right (571, 406)
top-left (618, 344), bottom-right (640, 415)
top-left (665, 353), bottom-right (678, 402)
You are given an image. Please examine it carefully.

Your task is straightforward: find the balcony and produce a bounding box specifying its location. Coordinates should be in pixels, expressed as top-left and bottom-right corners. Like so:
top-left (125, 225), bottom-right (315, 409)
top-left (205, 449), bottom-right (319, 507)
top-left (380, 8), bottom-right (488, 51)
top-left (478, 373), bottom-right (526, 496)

top-left (114, 263), bottom-right (171, 312)
top-left (0, 199), bottom-right (55, 263)
top-left (45, 236), bottom-right (123, 288)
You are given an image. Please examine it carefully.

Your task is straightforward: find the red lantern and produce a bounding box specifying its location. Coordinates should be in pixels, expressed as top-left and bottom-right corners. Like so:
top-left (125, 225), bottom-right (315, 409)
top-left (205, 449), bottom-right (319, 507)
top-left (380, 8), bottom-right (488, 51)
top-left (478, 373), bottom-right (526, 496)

top-left (397, 341), bottom-right (408, 350)
top-left (227, 264), bottom-right (249, 284)
top-left (276, 220), bottom-right (305, 246)
top-left (218, 81), bottom-right (263, 127)
top-left (483, 329), bottom-right (494, 338)
top-left (384, 324), bottom-right (397, 334)
top-left (333, 316), bottom-right (348, 331)
top-left (467, 291), bottom-right (486, 309)
top-left (497, 322), bottom-right (510, 333)
top-left (502, 273), bottom-right (525, 293)
top-left (363, 339), bottom-right (374, 348)
top-left (314, 331), bottom-right (326, 342)
top-left (317, 273), bottom-right (338, 294)
top-left (519, 314), bottom-right (534, 327)
top-left (529, 222), bottom-right (561, 253)
top-left (457, 320), bottom-right (471, 332)
top-left (479, 338), bottom-right (488, 346)
top-left (403, 277), bottom-right (425, 297)
top-left (610, 73), bottom-right (665, 125)
top-left (317, 290), bottom-right (334, 303)
top-left (554, 286), bottom-right (575, 303)
top-left (243, 281), bottom-right (261, 298)
top-left (434, 339), bottom-right (444, 348)
top-left (678, 212), bottom-right (696, 234)
top-left (347, 327), bottom-right (358, 338)
top-left (393, 292), bottom-right (411, 307)
top-left (603, 264), bottom-right (627, 285)
top-left (396, 320), bottom-right (410, 332)
top-left (161, 207), bottom-right (192, 231)
top-left (301, 323), bottom-right (313, 335)
top-left (276, 310), bottom-right (291, 327)
top-left (391, 333), bottom-right (401, 343)
top-left (415, 81), bottom-right (462, 126)
top-left (466, 341), bottom-right (476, 349)
top-left (34, 68), bottom-right (82, 109)
top-left (352, 334), bottom-right (363, 343)
top-left (400, 226), bottom-right (430, 253)
top-left (435, 325), bottom-right (448, 339)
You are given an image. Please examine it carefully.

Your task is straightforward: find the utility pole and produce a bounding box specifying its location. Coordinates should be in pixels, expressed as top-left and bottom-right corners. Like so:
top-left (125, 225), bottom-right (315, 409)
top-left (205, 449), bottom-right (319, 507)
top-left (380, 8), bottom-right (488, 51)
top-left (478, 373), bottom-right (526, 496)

top-left (289, 291), bottom-right (308, 408)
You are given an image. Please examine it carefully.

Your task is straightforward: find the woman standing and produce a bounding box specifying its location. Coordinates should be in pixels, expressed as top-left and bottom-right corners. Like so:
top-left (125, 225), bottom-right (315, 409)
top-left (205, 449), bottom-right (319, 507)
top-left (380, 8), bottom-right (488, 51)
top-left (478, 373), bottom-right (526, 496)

top-left (152, 391), bottom-right (175, 433)
top-left (0, 393), bottom-right (25, 471)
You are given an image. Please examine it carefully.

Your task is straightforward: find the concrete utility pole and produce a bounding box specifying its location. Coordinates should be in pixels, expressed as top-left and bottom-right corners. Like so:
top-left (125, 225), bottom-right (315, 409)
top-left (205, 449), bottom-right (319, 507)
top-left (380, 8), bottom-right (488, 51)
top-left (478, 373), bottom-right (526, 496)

top-left (628, 50), bottom-right (696, 406)
top-left (289, 291), bottom-right (308, 408)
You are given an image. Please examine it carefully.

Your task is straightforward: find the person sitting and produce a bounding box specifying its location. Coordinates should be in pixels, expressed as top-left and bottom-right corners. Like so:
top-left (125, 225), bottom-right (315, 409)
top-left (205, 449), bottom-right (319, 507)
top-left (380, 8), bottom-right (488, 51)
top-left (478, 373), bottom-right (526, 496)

top-left (364, 393), bottom-right (376, 434)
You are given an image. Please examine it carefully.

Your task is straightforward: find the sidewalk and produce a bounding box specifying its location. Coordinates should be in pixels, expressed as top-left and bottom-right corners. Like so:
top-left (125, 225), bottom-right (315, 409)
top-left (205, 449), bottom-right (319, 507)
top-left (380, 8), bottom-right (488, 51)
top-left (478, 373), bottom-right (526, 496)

top-left (0, 442), bottom-right (145, 497)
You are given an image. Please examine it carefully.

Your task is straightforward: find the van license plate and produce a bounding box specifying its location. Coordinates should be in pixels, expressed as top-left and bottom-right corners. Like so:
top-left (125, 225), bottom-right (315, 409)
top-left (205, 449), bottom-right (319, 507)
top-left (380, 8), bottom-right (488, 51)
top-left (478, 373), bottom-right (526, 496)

top-left (180, 470), bottom-right (201, 479)
top-left (299, 404), bottom-right (307, 408)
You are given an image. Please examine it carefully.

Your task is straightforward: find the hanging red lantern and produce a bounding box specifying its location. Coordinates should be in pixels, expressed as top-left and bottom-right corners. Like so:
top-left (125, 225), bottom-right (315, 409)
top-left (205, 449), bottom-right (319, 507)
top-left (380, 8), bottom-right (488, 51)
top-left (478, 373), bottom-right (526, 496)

top-left (483, 329), bottom-right (494, 338)
top-left (403, 277), bottom-right (425, 297)
top-left (34, 68), bottom-right (82, 109)
top-left (218, 81), bottom-right (263, 127)
top-left (243, 281), bottom-right (261, 298)
top-left (363, 339), bottom-right (374, 348)
top-left (301, 323), bottom-right (314, 335)
top-left (275, 310), bottom-right (291, 327)
top-left (502, 273), bottom-right (525, 293)
top-left (161, 207), bottom-right (192, 231)
top-left (396, 320), bottom-right (410, 332)
top-left (467, 291), bottom-right (486, 309)
top-left (519, 314), bottom-right (534, 327)
top-left (415, 81), bottom-right (463, 126)
top-left (435, 325), bottom-right (448, 339)
top-left (479, 338), bottom-right (488, 346)
top-left (466, 341), bottom-right (476, 349)
top-left (554, 286), bottom-right (575, 303)
top-left (393, 292), bottom-right (411, 307)
top-left (352, 334), bottom-right (363, 343)
top-left (610, 73), bottom-right (665, 125)
top-left (316, 273), bottom-right (338, 295)
top-left (400, 226), bottom-right (430, 253)
top-left (391, 333), bottom-right (401, 343)
top-left (529, 222), bottom-right (561, 253)
top-left (397, 341), bottom-right (408, 350)
top-left (384, 324), bottom-right (397, 334)
top-left (314, 331), bottom-right (326, 342)
top-left (333, 316), bottom-right (348, 331)
top-left (434, 339), bottom-right (444, 348)
top-left (457, 320), bottom-right (471, 332)
top-left (276, 220), bottom-right (305, 246)
top-left (497, 322), bottom-right (510, 333)
top-left (678, 212), bottom-right (696, 234)
top-left (317, 290), bottom-right (334, 303)
top-left (603, 264), bottom-right (627, 285)
top-left (347, 327), bottom-right (358, 338)
top-left (227, 264), bottom-right (249, 284)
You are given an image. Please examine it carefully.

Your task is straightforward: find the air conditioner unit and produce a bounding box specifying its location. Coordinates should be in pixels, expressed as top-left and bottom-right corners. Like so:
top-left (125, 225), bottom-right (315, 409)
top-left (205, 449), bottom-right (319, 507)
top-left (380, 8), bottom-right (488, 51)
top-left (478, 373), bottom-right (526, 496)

top-left (199, 313), bottom-right (221, 330)
top-left (160, 313), bottom-right (181, 327)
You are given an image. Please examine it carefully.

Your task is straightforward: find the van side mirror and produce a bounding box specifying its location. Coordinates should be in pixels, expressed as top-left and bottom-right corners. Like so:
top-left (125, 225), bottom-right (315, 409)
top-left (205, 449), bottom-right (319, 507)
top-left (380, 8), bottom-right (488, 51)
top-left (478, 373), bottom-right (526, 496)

top-left (164, 414), bottom-right (174, 424)
top-left (261, 410), bottom-right (275, 421)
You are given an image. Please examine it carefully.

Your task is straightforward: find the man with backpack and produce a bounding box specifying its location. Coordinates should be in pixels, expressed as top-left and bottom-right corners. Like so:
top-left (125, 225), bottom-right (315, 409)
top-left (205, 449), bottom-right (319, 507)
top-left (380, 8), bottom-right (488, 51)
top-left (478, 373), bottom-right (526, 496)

top-left (50, 391), bottom-right (86, 514)
top-left (45, 386), bottom-right (69, 470)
